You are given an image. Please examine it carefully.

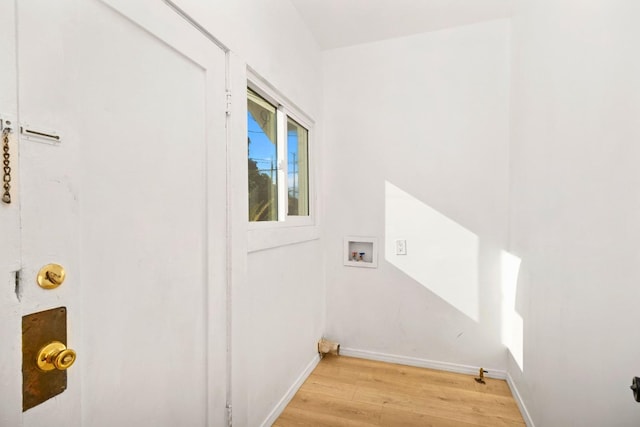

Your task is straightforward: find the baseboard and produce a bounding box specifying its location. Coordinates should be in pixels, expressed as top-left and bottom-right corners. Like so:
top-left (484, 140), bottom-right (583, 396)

top-left (260, 353), bottom-right (320, 427)
top-left (506, 372), bottom-right (535, 427)
top-left (340, 347), bottom-right (507, 379)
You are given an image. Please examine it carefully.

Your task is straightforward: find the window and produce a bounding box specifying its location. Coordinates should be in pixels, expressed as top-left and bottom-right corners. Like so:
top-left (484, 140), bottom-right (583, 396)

top-left (247, 89), bottom-right (278, 221)
top-left (287, 117), bottom-right (309, 216)
top-left (247, 87), bottom-right (311, 223)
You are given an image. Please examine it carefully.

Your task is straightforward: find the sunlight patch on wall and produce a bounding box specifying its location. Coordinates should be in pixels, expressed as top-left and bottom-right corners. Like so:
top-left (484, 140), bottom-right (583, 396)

top-left (385, 181), bottom-right (479, 322)
top-left (500, 250), bottom-right (524, 371)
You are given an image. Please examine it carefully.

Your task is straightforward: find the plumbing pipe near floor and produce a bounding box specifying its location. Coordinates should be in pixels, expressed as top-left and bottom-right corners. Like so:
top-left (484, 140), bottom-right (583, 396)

top-left (317, 338), bottom-right (340, 358)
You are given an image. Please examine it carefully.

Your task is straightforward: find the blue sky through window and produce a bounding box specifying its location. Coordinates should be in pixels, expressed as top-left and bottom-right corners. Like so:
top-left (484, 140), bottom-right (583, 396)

top-left (248, 110), bottom-right (301, 195)
top-left (248, 111), bottom-right (277, 183)
top-left (287, 128), bottom-right (299, 198)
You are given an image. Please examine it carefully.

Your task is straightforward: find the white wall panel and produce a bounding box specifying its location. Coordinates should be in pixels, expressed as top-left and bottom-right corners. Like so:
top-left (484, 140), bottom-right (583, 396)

top-left (322, 20), bottom-right (511, 373)
top-left (508, 1), bottom-right (640, 425)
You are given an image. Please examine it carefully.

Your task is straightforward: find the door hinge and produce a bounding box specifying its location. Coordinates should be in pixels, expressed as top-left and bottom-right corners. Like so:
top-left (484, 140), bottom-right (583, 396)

top-left (226, 402), bottom-right (232, 426)
top-left (225, 91), bottom-right (232, 116)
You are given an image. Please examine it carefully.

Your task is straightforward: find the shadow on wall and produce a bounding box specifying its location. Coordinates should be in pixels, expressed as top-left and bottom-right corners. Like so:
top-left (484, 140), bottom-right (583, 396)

top-left (384, 181), bottom-right (523, 370)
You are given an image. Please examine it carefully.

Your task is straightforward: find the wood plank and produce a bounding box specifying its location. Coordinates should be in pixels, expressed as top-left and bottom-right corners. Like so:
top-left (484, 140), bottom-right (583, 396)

top-left (380, 406), bottom-right (481, 427)
top-left (333, 356), bottom-right (512, 397)
top-left (274, 355), bottom-right (526, 426)
top-left (275, 406), bottom-right (379, 427)
top-left (354, 384), bottom-right (523, 426)
top-left (299, 373), bottom-right (358, 400)
top-left (352, 375), bottom-right (522, 421)
top-left (283, 389), bottom-right (382, 425)
top-left (317, 356), bottom-right (512, 397)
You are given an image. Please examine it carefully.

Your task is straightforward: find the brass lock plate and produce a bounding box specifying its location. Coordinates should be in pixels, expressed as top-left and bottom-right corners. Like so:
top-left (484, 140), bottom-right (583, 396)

top-left (22, 307), bottom-right (68, 412)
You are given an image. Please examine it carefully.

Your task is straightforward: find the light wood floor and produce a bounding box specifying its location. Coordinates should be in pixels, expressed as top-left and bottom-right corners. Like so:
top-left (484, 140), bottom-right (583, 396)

top-left (274, 355), bottom-right (525, 427)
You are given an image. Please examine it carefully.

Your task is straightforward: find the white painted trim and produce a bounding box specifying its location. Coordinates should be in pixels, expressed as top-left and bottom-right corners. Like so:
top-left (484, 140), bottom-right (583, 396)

top-left (246, 67), bottom-right (315, 126)
top-left (340, 347), bottom-right (507, 379)
top-left (248, 226), bottom-right (320, 253)
top-left (260, 354), bottom-right (320, 427)
top-left (228, 53), bottom-right (250, 427)
top-left (506, 372), bottom-right (536, 427)
top-left (161, 0), bottom-right (229, 52)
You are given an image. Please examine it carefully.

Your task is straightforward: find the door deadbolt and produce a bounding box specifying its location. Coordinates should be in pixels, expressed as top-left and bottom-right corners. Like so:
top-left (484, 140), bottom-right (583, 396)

top-left (37, 264), bottom-right (66, 289)
top-left (36, 341), bottom-right (76, 371)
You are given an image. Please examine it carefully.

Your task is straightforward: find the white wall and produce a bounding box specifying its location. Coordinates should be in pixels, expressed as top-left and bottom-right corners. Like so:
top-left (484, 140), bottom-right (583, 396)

top-left (508, 1), bottom-right (640, 425)
top-left (170, 1), bottom-right (325, 426)
top-left (172, 0), bottom-right (321, 118)
top-left (245, 242), bottom-right (324, 424)
top-left (322, 20), bottom-right (511, 371)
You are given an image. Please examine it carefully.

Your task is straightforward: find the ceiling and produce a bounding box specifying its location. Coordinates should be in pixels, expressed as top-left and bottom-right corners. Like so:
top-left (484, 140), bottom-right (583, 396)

top-left (289, 0), bottom-right (514, 50)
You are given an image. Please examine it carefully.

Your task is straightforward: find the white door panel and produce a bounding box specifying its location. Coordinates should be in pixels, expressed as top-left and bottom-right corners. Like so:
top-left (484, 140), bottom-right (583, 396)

top-left (0, 0), bottom-right (21, 426)
top-left (6, 0), bottom-right (228, 425)
top-left (75, 4), bottom-right (209, 425)
top-left (18, 4), bottom-right (82, 425)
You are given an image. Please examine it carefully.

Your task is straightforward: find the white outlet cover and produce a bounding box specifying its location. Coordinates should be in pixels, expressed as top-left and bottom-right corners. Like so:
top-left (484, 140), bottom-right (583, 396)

top-left (396, 239), bottom-right (407, 255)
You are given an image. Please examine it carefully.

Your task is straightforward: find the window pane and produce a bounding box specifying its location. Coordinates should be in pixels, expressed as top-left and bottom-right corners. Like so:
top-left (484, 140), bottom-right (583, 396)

top-left (247, 89), bottom-right (278, 221)
top-left (287, 117), bottom-right (309, 216)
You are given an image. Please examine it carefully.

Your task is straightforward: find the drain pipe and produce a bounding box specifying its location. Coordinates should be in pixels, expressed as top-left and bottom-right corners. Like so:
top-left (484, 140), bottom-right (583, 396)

top-left (317, 338), bottom-right (340, 359)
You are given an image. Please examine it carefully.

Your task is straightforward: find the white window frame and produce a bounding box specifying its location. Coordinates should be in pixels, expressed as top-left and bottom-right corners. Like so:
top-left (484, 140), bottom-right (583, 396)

top-left (247, 70), bottom-right (317, 251)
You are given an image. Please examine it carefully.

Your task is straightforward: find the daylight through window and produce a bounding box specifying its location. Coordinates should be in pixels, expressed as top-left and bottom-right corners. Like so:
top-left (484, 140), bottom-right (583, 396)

top-left (287, 117), bottom-right (309, 216)
top-left (247, 87), bottom-right (310, 222)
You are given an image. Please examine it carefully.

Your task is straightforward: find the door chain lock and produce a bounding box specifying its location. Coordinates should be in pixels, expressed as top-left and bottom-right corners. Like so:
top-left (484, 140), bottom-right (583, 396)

top-left (2, 121), bottom-right (13, 204)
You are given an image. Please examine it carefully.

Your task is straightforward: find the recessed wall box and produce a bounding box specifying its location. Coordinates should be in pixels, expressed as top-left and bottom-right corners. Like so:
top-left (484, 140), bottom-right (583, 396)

top-left (344, 236), bottom-right (378, 268)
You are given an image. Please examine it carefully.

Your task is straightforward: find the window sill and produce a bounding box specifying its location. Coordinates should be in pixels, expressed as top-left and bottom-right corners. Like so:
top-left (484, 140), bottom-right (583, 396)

top-left (247, 224), bottom-right (320, 253)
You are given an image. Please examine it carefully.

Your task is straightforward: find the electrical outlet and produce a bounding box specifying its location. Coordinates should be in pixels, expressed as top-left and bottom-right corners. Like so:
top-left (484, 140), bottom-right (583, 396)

top-left (395, 239), bottom-right (407, 255)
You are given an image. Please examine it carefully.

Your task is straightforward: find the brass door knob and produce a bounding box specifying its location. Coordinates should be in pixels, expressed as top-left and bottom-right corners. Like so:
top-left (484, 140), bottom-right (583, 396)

top-left (36, 341), bottom-right (76, 371)
top-left (37, 264), bottom-right (66, 289)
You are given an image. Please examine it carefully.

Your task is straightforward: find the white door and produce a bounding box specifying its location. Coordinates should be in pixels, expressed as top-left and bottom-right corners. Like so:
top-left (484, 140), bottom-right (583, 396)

top-left (0, 1), bottom-right (22, 426)
top-left (0, 0), bottom-right (228, 426)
